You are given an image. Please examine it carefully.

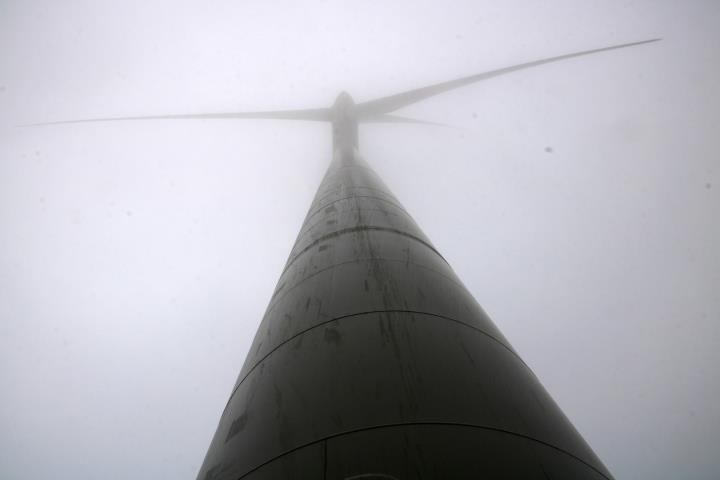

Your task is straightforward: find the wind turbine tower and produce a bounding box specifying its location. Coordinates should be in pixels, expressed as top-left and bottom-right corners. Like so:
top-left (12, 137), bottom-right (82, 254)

top-left (34, 39), bottom-right (659, 480)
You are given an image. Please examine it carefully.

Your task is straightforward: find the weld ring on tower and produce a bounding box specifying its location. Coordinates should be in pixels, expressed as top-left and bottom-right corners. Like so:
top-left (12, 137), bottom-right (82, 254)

top-left (282, 226), bottom-right (448, 275)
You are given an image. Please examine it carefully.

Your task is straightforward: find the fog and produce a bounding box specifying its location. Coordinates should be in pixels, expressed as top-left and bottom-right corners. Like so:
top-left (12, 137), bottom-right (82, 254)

top-left (1, 1), bottom-right (718, 479)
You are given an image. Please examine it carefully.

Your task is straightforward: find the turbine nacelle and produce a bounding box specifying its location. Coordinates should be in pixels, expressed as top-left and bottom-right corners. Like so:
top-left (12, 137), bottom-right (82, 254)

top-left (332, 91), bottom-right (356, 114)
top-left (331, 91), bottom-right (360, 156)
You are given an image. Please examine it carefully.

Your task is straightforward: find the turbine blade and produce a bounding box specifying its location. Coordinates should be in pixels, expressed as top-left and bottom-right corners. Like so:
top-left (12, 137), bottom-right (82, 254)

top-left (23, 107), bottom-right (332, 127)
top-left (359, 114), bottom-right (452, 127)
top-left (357, 38), bottom-right (661, 115)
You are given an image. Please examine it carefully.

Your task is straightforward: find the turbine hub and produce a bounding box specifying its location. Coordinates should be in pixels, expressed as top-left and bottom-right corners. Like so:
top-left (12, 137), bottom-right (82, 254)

top-left (332, 91), bottom-right (359, 159)
top-left (333, 91), bottom-right (355, 114)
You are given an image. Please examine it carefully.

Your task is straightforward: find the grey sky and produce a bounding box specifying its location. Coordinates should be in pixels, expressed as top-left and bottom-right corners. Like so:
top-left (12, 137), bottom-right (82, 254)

top-left (1, 1), bottom-right (718, 479)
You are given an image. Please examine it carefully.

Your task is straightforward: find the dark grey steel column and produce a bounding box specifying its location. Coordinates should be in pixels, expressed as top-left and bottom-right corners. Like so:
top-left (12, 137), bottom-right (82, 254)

top-left (196, 150), bottom-right (613, 479)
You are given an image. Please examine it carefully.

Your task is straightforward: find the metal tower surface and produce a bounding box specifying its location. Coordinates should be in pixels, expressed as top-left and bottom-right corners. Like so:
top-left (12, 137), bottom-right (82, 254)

top-left (31, 39), bottom-right (661, 480)
top-left (196, 146), bottom-right (614, 479)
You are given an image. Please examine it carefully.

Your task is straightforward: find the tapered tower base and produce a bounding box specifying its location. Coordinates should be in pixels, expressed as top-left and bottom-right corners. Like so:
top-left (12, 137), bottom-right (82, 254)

top-left (197, 154), bottom-right (612, 480)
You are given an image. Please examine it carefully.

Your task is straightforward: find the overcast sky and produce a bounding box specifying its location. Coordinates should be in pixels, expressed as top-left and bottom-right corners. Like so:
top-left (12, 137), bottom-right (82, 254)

top-left (1, 1), bottom-right (719, 479)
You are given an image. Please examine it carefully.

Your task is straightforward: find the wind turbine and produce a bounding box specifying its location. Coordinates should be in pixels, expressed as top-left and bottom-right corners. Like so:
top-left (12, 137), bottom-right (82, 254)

top-left (34, 38), bottom-right (659, 479)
